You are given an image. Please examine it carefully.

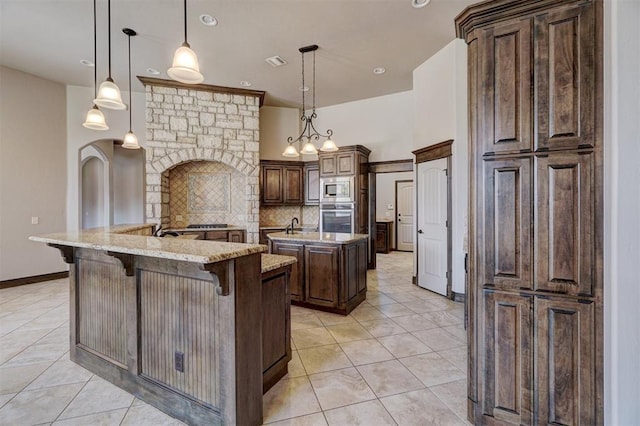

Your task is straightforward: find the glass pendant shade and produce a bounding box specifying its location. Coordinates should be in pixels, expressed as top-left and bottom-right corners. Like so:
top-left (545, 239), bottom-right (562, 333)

top-left (168, 43), bottom-right (204, 84)
top-left (320, 138), bottom-right (338, 152)
top-left (300, 140), bottom-right (318, 155)
top-left (122, 131), bottom-right (140, 149)
top-left (282, 144), bottom-right (300, 157)
top-left (94, 78), bottom-right (126, 110)
top-left (82, 105), bottom-right (108, 130)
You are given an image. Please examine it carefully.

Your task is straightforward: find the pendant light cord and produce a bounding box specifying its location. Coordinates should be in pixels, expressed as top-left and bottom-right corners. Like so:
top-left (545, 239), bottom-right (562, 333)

top-left (183, 0), bottom-right (188, 44)
top-left (107, 0), bottom-right (112, 79)
top-left (93, 0), bottom-right (97, 98)
top-left (127, 33), bottom-right (132, 131)
top-left (301, 51), bottom-right (306, 118)
top-left (312, 50), bottom-right (316, 114)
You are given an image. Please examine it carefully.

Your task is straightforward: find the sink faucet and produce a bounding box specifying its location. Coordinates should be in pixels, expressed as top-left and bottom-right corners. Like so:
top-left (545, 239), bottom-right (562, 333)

top-left (286, 217), bottom-right (299, 234)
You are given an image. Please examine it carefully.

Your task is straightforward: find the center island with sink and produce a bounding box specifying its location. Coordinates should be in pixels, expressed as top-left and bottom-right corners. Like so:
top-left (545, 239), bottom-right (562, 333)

top-left (268, 231), bottom-right (369, 315)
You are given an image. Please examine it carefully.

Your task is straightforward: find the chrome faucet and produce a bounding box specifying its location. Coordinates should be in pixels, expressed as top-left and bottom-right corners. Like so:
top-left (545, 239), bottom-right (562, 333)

top-left (286, 217), bottom-right (299, 234)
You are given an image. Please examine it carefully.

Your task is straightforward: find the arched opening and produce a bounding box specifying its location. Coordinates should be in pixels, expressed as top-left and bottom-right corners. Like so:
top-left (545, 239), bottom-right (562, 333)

top-left (81, 156), bottom-right (105, 229)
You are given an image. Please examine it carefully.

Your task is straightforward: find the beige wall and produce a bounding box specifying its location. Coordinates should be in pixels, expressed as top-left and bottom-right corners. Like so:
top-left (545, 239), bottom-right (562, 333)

top-left (0, 66), bottom-right (67, 280)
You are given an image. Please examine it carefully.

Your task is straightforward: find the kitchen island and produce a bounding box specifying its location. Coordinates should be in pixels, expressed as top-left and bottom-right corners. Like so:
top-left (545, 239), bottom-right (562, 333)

top-left (30, 229), bottom-right (274, 425)
top-left (268, 232), bottom-right (368, 315)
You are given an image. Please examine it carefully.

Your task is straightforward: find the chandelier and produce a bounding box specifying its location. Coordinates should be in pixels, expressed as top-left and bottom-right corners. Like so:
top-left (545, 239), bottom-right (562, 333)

top-left (283, 45), bottom-right (338, 157)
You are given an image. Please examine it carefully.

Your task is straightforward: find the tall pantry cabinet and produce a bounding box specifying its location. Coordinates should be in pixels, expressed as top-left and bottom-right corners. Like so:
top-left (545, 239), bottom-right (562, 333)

top-left (456, 0), bottom-right (603, 424)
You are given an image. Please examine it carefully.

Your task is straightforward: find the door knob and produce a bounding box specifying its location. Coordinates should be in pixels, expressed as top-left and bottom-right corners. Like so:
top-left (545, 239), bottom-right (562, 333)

top-left (418, 229), bottom-right (423, 234)
top-left (398, 219), bottom-right (401, 222)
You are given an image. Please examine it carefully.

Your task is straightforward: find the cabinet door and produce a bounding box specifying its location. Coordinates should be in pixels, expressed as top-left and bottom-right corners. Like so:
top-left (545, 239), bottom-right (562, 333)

top-left (375, 223), bottom-right (389, 254)
top-left (262, 271), bottom-right (290, 383)
top-left (481, 157), bottom-right (532, 290)
top-left (262, 166), bottom-right (283, 205)
top-left (535, 3), bottom-right (596, 151)
top-left (481, 290), bottom-right (533, 425)
top-left (206, 231), bottom-right (228, 241)
top-left (336, 153), bottom-right (355, 175)
top-left (535, 297), bottom-right (595, 425)
top-left (479, 19), bottom-right (533, 155)
top-left (305, 163), bottom-right (320, 205)
top-left (228, 230), bottom-right (244, 243)
top-left (283, 166), bottom-right (304, 205)
top-left (305, 245), bottom-right (339, 308)
top-left (272, 243), bottom-right (304, 302)
top-left (535, 153), bottom-right (593, 296)
top-left (320, 155), bottom-right (336, 177)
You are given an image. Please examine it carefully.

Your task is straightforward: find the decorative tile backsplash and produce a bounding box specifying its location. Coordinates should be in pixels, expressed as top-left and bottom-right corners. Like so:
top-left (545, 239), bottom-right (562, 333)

top-left (260, 205), bottom-right (319, 227)
top-left (168, 161), bottom-right (245, 228)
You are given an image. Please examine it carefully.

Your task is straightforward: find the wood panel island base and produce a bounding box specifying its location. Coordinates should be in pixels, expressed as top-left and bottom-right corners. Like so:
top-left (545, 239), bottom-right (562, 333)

top-left (268, 232), bottom-right (369, 315)
top-left (30, 229), bottom-right (294, 426)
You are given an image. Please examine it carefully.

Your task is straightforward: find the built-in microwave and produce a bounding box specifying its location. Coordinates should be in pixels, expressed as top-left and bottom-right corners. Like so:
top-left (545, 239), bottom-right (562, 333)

top-left (320, 176), bottom-right (354, 203)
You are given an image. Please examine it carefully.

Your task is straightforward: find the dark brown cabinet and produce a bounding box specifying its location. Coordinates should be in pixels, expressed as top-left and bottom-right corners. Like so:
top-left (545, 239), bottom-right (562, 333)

top-left (180, 229), bottom-right (245, 243)
top-left (375, 221), bottom-right (392, 254)
top-left (456, 0), bottom-right (602, 424)
top-left (270, 238), bottom-right (367, 314)
top-left (304, 161), bottom-right (320, 205)
top-left (260, 161), bottom-right (304, 206)
top-left (319, 152), bottom-right (355, 177)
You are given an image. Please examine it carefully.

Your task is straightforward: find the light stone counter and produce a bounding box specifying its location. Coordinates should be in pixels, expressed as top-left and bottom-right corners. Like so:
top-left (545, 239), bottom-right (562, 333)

top-left (267, 231), bottom-right (368, 245)
top-left (83, 223), bottom-right (156, 235)
top-left (261, 254), bottom-right (297, 274)
top-left (30, 232), bottom-right (266, 264)
top-left (167, 226), bottom-right (247, 232)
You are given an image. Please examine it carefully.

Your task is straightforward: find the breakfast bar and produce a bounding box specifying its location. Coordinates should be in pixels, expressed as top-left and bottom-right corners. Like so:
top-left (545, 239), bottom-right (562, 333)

top-left (29, 229), bottom-right (281, 425)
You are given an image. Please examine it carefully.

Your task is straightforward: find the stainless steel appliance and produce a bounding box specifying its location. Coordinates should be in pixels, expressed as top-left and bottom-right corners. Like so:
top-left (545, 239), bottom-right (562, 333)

top-left (320, 203), bottom-right (355, 234)
top-left (320, 176), bottom-right (355, 204)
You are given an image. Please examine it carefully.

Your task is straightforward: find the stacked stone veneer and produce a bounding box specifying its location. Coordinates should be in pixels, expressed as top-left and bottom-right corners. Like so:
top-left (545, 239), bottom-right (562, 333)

top-left (144, 84), bottom-right (261, 243)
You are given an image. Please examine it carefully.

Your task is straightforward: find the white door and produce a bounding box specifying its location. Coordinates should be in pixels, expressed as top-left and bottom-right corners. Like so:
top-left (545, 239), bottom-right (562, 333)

top-left (396, 181), bottom-right (414, 251)
top-left (417, 158), bottom-right (448, 295)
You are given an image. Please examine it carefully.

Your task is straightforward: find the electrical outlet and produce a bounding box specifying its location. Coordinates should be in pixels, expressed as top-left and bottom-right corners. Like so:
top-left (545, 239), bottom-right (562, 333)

top-left (175, 351), bottom-right (184, 372)
top-left (387, 204), bottom-right (394, 210)
top-left (31, 216), bottom-right (39, 225)
top-left (175, 215), bottom-right (183, 221)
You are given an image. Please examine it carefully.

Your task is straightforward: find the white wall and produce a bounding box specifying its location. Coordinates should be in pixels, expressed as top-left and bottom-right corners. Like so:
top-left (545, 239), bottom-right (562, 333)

top-left (112, 146), bottom-right (145, 225)
top-left (376, 172), bottom-right (414, 250)
top-left (0, 66), bottom-right (67, 280)
top-left (66, 85), bottom-right (146, 231)
top-left (604, 0), bottom-right (640, 423)
top-left (412, 39), bottom-right (469, 295)
top-left (259, 106), bottom-right (301, 160)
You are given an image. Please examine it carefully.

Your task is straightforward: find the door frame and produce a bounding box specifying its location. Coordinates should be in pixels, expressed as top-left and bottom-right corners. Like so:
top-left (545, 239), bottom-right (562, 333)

top-left (412, 140), bottom-right (453, 297)
top-left (367, 159), bottom-right (414, 270)
top-left (394, 179), bottom-right (414, 252)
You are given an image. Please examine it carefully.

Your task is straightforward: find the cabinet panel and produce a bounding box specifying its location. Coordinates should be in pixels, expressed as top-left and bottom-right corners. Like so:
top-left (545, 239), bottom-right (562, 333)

top-left (336, 153), bottom-right (355, 175)
top-left (206, 231), bottom-right (228, 242)
top-left (262, 271), bottom-right (290, 380)
top-left (480, 19), bottom-right (532, 154)
top-left (283, 166), bottom-right (304, 204)
top-left (535, 297), bottom-right (595, 425)
top-left (228, 230), bottom-right (244, 243)
top-left (482, 291), bottom-right (532, 425)
top-left (305, 245), bottom-right (339, 307)
top-left (271, 243), bottom-right (304, 302)
top-left (535, 3), bottom-right (595, 150)
top-left (375, 222), bottom-right (391, 254)
top-left (305, 163), bottom-right (320, 205)
top-left (535, 153), bottom-right (593, 296)
top-left (482, 158), bottom-right (532, 290)
top-left (262, 167), bottom-right (283, 204)
top-left (320, 156), bottom-right (336, 177)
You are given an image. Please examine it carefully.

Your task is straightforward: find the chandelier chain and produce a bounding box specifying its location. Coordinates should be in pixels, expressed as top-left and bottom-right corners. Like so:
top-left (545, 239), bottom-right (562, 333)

top-left (107, 0), bottom-right (112, 78)
top-left (312, 50), bottom-right (316, 114)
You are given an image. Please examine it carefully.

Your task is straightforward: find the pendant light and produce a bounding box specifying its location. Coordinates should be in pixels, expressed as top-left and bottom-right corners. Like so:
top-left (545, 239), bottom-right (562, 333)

top-left (83, 0), bottom-right (108, 130)
top-left (167, 0), bottom-right (204, 84)
top-left (283, 45), bottom-right (337, 157)
top-left (94, 0), bottom-right (126, 110)
top-left (121, 28), bottom-right (140, 150)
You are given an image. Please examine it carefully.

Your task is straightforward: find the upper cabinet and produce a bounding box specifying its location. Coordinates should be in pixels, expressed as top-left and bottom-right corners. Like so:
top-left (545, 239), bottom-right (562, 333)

top-left (319, 152), bottom-right (356, 177)
top-left (260, 161), bottom-right (304, 206)
top-left (304, 162), bottom-right (320, 205)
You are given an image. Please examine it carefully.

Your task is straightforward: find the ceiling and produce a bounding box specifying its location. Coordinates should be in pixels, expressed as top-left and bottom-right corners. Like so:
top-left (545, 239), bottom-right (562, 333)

top-left (0, 0), bottom-right (476, 108)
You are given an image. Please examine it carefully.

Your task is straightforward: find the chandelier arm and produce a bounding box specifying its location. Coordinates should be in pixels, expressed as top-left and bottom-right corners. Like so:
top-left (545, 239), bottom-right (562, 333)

top-left (307, 119), bottom-right (332, 139)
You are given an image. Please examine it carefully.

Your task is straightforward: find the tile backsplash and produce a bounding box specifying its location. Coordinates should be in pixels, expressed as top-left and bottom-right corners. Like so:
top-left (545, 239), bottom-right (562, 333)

top-left (168, 160), bottom-right (246, 228)
top-left (260, 205), bottom-right (319, 227)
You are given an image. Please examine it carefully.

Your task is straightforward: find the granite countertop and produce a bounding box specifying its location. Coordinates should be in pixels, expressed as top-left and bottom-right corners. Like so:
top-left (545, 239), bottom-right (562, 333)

top-left (261, 254), bottom-right (297, 274)
top-left (267, 232), bottom-right (368, 244)
top-left (168, 226), bottom-right (247, 232)
top-left (83, 224), bottom-right (156, 234)
top-left (30, 232), bottom-right (266, 264)
top-left (375, 218), bottom-right (394, 223)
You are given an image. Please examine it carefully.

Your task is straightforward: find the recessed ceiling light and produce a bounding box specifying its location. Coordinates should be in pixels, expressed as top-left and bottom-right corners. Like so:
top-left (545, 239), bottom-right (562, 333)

top-left (373, 67), bottom-right (386, 75)
top-left (299, 86), bottom-right (309, 92)
top-left (265, 55), bottom-right (288, 67)
top-left (147, 68), bottom-right (161, 75)
top-left (240, 80), bottom-right (252, 87)
top-left (80, 59), bottom-right (94, 67)
top-left (411, 0), bottom-right (431, 8)
top-left (199, 14), bottom-right (218, 26)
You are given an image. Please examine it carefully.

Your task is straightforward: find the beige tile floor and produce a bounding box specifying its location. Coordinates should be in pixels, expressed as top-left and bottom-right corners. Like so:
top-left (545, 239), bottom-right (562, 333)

top-left (0, 251), bottom-right (469, 425)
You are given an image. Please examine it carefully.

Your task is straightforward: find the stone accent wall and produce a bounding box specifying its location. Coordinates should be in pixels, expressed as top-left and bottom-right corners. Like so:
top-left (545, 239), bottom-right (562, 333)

top-left (260, 206), bottom-right (319, 227)
top-left (144, 84), bottom-right (261, 243)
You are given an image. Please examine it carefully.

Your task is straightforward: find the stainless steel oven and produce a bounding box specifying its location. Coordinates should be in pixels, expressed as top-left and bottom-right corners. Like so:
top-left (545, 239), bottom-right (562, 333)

top-left (320, 203), bottom-right (355, 234)
top-left (320, 176), bottom-right (355, 204)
